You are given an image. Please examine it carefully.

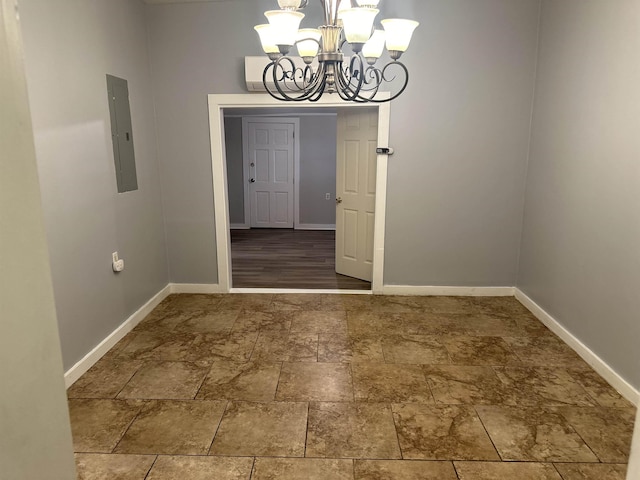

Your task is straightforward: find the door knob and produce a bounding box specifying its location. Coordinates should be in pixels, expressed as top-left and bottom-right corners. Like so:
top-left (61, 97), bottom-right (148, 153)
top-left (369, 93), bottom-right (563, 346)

top-left (250, 178), bottom-right (256, 183)
top-left (336, 197), bottom-right (343, 205)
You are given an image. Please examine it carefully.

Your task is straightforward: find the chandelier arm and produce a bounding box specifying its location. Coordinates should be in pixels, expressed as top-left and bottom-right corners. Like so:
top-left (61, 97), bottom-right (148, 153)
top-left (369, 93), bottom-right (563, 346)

top-left (296, 63), bottom-right (326, 97)
top-left (272, 58), bottom-right (297, 100)
top-left (335, 56), bottom-right (366, 101)
top-left (350, 55), bottom-right (367, 91)
top-left (262, 63), bottom-right (288, 101)
top-left (308, 76), bottom-right (328, 102)
top-left (267, 58), bottom-right (328, 101)
top-left (296, 64), bottom-right (322, 92)
top-left (273, 57), bottom-right (314, 101)
top-left (337, 65), bottom-right (365, 100)
top-left (335, 63), bottom-right (358, 101)
top-left (352, 69), bottom-right (382, 102)
top-left (364, 66), bottom-right (382, 87)
top-left (378, 60), bottom-right (410, 102)
top-left (358, 60), bottom-right (410, 103)
top-left (351, 66), bottom-right (382, 97)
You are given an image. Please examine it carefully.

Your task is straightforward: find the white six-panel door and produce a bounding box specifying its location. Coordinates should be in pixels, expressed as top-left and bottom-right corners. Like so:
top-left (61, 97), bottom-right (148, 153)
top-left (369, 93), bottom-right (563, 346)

top-left (247, 121), bottom-right (295, 228)
top-left (335, 108), bottom-right (378, 282)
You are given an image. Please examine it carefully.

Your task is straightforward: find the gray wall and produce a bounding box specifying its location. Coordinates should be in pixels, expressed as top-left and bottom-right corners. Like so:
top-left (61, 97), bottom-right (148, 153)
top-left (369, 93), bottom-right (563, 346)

top-left (0, 1), bottom-right (76, 476)
top-left (383, 0), bottom-right (540, 286)
top-left (225, 114), bottom-right (337, 227)
top-left (20, 0), bottom-right (169, 370)
top-left (299, 115), bottom-right (337, 226)
top-left (225, 117), bottom-right (245, 225)
top-left (518, 0), bottom-right (640, 389)
top-left (147, 0), bottom-right (540, 286)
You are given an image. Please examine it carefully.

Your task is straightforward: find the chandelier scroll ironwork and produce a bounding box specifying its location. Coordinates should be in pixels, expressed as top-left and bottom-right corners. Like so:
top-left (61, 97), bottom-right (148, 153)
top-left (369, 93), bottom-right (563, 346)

top-left (254, 0), bottom-right (419, 103)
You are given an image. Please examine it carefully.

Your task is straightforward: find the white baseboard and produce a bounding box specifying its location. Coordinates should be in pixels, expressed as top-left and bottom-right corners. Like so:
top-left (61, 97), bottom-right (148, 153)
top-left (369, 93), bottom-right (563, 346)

top-left (382, 285), bottom-right (515, 297)
top-left (295, 224), bottom-right (336, 231)
top-left (230, 224), bottom-right (250, 230)
top-left (64, 285), bottom-right (171, 388)
top-left (169, 283), bottom-right (223, 294)
top-left (515, 288), bottom-right (639, 406)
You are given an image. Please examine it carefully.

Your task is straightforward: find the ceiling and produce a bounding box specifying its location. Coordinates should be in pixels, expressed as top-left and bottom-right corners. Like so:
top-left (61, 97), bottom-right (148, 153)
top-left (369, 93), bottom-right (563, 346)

top-left (142, 0), bottom-right (239, 4)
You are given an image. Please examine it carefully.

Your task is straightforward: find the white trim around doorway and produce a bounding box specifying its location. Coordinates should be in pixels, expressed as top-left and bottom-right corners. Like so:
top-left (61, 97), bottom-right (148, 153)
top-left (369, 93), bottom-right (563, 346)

top-left (208, 93), bottom-right (391, 294)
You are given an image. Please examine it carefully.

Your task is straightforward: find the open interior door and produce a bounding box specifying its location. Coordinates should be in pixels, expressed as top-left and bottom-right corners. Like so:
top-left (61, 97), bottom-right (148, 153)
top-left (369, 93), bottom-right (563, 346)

top-left (335, 108), bottom-right (378, 282)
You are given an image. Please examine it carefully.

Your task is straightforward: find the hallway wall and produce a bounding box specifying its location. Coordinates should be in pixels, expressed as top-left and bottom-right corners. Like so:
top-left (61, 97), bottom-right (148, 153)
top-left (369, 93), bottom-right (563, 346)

top-left (19, 0), bottom-right (169, 370)
top-left (0, 1), bottom-right (76, 476)
top-left (518, 0), bottom-right (640, 390)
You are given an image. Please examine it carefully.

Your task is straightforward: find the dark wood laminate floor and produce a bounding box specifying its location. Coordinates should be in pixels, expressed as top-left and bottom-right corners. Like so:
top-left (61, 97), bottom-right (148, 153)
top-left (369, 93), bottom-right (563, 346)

top-left (230, 229), bottom-right (372, 290)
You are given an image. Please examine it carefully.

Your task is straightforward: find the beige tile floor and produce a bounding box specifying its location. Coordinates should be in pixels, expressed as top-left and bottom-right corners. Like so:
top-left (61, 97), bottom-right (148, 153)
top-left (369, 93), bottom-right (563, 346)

top-left (67, 294), bottom-right (637, 480)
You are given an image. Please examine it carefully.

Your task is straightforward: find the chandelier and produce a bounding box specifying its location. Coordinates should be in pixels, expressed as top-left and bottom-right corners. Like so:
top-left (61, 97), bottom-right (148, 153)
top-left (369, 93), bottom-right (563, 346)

top-left (254, 0), bottom-right (419, 103)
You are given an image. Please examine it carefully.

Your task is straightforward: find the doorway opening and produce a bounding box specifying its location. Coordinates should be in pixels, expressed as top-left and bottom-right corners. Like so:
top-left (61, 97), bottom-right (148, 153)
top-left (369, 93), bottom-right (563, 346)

top-left (229, 228), bottom-right (371, 290)
top-left (208, 94), bottom-right (391, 294)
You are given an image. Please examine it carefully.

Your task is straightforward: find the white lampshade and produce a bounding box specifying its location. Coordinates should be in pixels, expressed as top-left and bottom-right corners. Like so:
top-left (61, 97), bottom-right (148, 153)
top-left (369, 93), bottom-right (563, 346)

top-left (296, 28), bottom-right (322, 58)
top-left (355, 0), bottom-right (380, 7)
top-left (337, 0), bottom-right (351, 21)
top-left (254, 24), bottom-right (279, 54)
top-left (381, 18), bottom-right (419, 52)
top-left (264, 10), bottom-right (305, 46)
top-left (278, 0), bottom-right (302, 9)
top-left (341, 8), bottom-right (378, 44)
top-left (362, 29), bottom-right (385, 59)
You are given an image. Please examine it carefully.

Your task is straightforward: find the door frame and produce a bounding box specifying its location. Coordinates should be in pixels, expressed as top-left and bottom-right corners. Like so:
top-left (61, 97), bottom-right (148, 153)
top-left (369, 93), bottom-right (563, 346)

top-left (241, 117), bottom-right (300, 229)
top-left (208, 93), bottom-right (391, 294)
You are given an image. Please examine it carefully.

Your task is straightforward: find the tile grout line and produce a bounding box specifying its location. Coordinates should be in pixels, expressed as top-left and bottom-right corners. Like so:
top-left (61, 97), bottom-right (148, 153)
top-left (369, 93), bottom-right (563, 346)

top-left (451, 460), bottom-right (462, 480)
top-left (248, 457), bottom-right (257, 480)
top-left (112, 361), bottom-right (145, 400)
top-left (142, 454), bottom-right (159, 480)
top-left (421, 367), bottom-right (438, 406)
top-left (472, 405), bottom-right (503, 461)
top-left (389, 402), bottom-right (405, 460)
top-left (554, 409), bottom-right (604, 463)
top-left (109, 400), bottom-right (147, 454)
top-left (304, 402), bottom-right (310, 458)
top-left (273, 361), bottom-right (285, 402)
top-left (206, 400), bottom-right (229, 456)
top-left (551, 462), bottom-right (567, 480)
top-left (348, 362), bottom-right (356, 403)
top-left (563, 368), bottom-right (605, 408)
top-left (192, 361), bottom-right (214, 400)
